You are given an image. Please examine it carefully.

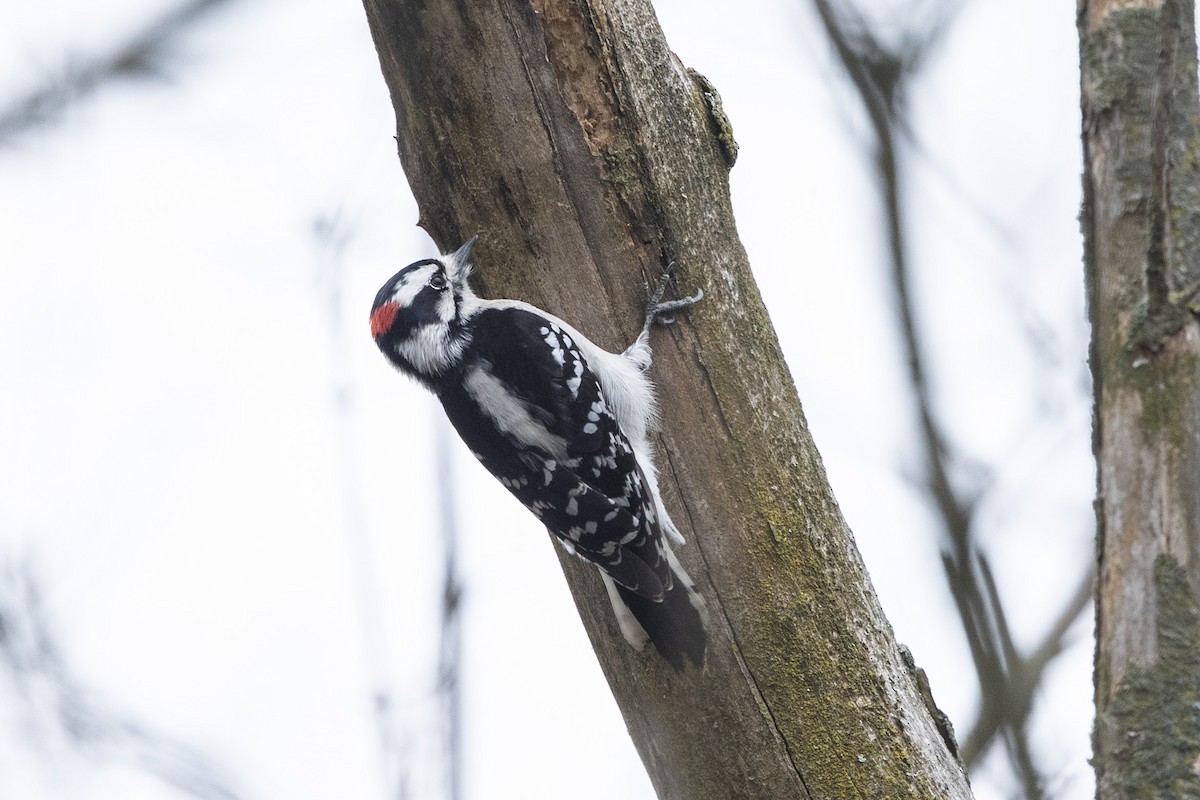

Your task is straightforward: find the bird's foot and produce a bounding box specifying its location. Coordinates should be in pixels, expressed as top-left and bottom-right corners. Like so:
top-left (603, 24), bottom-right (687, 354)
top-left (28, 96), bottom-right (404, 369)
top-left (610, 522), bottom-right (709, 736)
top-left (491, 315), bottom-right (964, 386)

top-left (641, 263), bottom-right (704, 333)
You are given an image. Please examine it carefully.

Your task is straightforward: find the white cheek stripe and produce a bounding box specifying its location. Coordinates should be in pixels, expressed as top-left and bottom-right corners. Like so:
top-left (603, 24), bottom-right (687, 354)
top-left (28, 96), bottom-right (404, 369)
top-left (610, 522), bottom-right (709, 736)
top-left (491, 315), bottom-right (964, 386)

top-left (463, 364), bottom-right (569, 460)
top-left (395, 322), bottom-right (465, 376)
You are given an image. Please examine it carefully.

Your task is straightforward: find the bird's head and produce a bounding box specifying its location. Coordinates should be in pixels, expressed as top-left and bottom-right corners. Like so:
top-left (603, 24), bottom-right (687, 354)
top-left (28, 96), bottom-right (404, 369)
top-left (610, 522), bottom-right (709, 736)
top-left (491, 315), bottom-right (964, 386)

top-left (370, 236), bottom-right (479, 383)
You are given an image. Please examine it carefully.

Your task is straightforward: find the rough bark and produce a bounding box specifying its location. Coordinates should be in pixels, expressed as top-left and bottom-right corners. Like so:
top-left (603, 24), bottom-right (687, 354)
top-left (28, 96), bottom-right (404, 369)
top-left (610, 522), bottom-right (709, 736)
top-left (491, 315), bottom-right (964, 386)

top-left (1079, 0), bottom-right (1200, 796)
top-left (360, 0), bottom-right (971, 797)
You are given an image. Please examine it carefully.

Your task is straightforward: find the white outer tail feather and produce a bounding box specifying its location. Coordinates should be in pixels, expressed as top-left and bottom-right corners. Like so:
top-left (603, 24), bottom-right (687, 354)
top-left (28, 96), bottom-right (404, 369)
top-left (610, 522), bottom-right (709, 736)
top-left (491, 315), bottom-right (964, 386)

top-left (600, 538), bottom-right (709, 650)
top-left (601, 572), bottom-right (651, 650)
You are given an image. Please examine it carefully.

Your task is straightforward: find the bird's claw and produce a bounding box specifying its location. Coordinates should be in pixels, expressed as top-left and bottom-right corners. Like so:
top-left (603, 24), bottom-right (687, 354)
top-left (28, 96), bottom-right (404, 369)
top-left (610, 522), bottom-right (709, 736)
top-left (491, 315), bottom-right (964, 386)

top-left (641, 263), bottom-right (703, 332)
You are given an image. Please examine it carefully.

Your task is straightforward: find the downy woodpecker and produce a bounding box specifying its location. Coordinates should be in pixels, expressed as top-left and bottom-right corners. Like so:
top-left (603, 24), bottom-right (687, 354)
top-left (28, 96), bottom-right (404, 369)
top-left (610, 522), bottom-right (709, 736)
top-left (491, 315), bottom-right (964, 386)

top-left (370, 237), bottom-right (707, 669)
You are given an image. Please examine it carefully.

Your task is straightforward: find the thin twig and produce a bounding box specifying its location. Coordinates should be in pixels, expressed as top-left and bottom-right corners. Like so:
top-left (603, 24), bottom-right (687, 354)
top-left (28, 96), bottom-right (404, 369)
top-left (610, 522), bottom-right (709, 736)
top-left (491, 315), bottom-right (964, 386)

top-left (314, 210), bottom-right (410, 800)
top-left (0, 0), bottom-right (240, 144)
top-left (434, 421), bottom-right (463, 800)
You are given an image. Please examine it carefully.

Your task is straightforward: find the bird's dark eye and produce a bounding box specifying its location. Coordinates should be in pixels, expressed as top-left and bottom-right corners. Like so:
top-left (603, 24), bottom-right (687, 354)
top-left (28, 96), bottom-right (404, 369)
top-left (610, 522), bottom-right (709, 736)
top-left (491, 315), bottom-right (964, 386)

top-left (428, 272), bottom-right (449, 291)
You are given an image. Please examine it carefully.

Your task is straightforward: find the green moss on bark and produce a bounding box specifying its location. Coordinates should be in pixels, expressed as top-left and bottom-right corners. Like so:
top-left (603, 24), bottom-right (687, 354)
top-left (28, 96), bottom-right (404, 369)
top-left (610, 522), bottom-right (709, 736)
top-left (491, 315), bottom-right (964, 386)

top-left (1128, 350), bottom-right (1200, 450)
top-left (1081, 9), bottom-right (1159, 212)
top-left (1085, 3), bottom-right (1200, 344)
top-left (1103, 555), bottom-right (1200, 799)
top-left (1127, 297), bottom-right (1192, 351)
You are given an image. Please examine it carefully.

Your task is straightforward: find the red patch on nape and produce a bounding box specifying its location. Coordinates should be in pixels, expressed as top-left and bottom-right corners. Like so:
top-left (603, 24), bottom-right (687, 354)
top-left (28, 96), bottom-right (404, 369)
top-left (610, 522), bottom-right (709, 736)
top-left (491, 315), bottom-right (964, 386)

top-left (370, 301), bottom-right (400, 339)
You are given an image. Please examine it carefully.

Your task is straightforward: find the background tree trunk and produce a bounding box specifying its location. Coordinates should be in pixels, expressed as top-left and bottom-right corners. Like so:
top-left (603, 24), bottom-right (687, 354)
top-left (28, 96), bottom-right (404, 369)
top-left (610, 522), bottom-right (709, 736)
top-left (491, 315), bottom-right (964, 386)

top-left (360, 0), bottom-right (971, 796)
top-left (1079, 0), bottom-right (1200, 796)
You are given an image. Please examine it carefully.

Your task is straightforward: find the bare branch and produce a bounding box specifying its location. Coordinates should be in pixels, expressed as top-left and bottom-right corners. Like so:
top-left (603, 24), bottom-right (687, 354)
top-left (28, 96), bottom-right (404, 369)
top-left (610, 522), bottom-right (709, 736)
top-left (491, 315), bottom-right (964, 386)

top-left (0, 0), bottom-right (240, 144)
top-left (960, 567), bottom-right (1094, 765)
top-left (812, 1), bottom-right (1092, 791)
top-left (359, 0), bottom-right (974, 794)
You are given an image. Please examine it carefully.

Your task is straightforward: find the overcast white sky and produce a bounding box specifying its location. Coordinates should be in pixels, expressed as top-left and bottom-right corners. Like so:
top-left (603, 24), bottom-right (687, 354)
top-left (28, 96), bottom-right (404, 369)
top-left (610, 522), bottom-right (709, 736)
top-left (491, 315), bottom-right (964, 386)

top-left (0, 1), bottom-right (1090, 798)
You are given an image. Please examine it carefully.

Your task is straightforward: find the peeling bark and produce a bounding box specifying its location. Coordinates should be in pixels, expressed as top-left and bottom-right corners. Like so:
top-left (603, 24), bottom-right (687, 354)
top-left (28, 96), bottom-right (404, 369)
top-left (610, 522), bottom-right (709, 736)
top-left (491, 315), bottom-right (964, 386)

top-left (361, 0), bottom-right (971, 796)
top-left (1079, 0), bottom-right (1200, 795)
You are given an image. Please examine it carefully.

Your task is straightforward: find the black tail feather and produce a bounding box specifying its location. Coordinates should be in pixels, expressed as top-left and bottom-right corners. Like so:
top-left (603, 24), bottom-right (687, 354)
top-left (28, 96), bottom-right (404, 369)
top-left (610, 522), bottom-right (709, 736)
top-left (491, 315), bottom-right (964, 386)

top-left (614, 578), bottom-right (707, 670)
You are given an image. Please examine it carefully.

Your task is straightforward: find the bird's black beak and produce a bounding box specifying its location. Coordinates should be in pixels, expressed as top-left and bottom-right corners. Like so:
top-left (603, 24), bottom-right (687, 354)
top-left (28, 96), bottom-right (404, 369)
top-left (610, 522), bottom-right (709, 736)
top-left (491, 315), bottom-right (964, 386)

top-left (452, 235), bottom-right (478, 265)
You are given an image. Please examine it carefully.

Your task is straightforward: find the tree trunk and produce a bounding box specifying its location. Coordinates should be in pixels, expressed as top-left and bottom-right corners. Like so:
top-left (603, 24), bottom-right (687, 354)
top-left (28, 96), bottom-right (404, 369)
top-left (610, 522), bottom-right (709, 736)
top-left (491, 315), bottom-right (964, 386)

top-left (360, 0), bottom-right (971, 797)
top-left (1079, 0), bottom-right (1200, 797)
